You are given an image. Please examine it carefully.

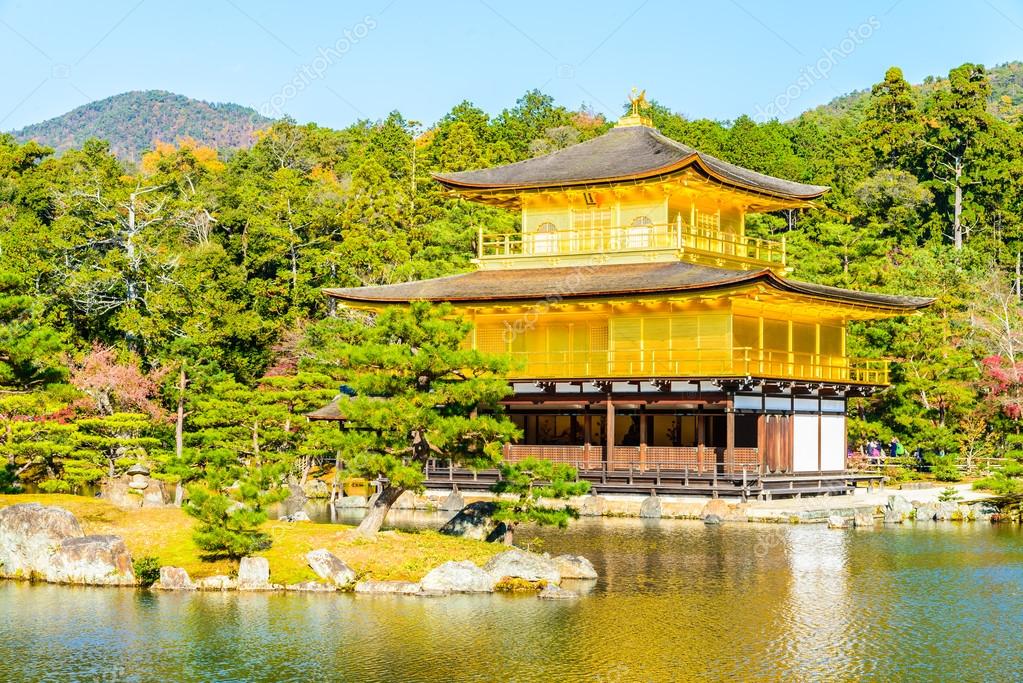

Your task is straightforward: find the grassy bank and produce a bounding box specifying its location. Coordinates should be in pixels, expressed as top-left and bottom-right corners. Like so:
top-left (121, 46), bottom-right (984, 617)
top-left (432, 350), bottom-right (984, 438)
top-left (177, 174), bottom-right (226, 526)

top-left (0, 494), bottom-right (503, 585)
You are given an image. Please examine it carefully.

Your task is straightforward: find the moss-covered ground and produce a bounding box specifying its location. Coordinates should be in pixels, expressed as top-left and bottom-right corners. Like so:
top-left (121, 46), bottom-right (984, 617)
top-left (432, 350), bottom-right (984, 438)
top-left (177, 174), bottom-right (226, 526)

top-left (0, 494), bottom-right (503, 585)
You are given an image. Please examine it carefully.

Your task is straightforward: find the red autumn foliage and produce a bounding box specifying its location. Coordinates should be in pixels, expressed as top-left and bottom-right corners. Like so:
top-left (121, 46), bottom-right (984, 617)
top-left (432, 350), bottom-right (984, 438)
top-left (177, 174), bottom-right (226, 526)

top-left (979, 355), bottom-right (1023, 420)
top-left (68, 344), bottom-right (169, 420)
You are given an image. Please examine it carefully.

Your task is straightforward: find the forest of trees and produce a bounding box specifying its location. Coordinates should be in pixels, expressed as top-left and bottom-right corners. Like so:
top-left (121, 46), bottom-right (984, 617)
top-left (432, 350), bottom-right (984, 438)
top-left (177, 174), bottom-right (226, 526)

top-left (3, 61), bottom-right (1023, 500)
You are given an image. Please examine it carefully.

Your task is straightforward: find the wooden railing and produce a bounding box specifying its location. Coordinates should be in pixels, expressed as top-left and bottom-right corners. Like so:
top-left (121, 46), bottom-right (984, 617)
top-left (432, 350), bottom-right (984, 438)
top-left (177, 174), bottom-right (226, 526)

top-left (501, 444), bottom-right (760, 475)
top-left (477, 217), bottom-right (785, 268)
top-left (500, 347), bottom-right (889, 385)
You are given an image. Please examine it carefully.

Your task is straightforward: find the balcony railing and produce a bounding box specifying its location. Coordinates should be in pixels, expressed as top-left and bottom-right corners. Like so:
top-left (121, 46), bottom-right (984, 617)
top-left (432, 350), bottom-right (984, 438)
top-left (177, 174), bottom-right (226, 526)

top-left (498, 347), bottom-right (889, 385)
top-left (477, 218), bottom-right (786, 269)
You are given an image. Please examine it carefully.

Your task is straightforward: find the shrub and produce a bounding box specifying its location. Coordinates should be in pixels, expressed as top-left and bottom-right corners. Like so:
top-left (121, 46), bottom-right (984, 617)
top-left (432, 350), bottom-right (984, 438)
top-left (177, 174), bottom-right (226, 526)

top-left (938, 486), bottom-right (963, 503)
top-left (38, 478), bottom-right (71, 493)
top-left (133, 556), bottom-right (161, 587)
top-left (931, 457), bottom-right (962, 482)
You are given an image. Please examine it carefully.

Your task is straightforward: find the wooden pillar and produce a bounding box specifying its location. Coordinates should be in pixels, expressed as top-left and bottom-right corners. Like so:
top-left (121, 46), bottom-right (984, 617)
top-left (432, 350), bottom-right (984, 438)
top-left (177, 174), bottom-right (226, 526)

top-left (638, 407), bottom-right (647, 472)
top-left (757, 413), bottom-right (766, 475)
top-left (726, 403), bottom-right (736, 476)
top-left (697, 410), bottom-right (706, 473)
top-left (605, 397), bottom-right (615, 472)
top-left (583, 410), bottom-right (593, 470)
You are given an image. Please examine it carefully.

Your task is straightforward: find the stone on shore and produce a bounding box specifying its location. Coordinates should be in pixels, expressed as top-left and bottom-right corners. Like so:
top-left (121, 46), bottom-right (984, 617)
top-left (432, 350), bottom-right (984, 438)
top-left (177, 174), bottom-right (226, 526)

top-left (885, 495), bottom-right (914, 523)
top-left (853, 511), bottom-right (876, 528)
top-left (420, 560), bottom-right (495, 593)
top-left (827, 515), bottom-right (848, 529)
top-left (280, 510), bottom-right (311, 522)
top-left (334, 496), bottom-right (369, 509)
top-left (701, 499), bottom-right (730, 520)
top-left (703, 514), bottom-right (722, 525)
top-left (552, 554), bottom-right (598, 580)
top-left (578, 495), bottom-right (605, 517)
top-left (305, 549), bottom-right (356, 587)
top-left (155, 566), bottom-right (195, 590)
top-left (237, 556), bottom-right (274, 590)
top-left (484, 548), bottom-right (560, 585)
top-left (440, 489), bottom-right (465, 513)
top-left (639, 495), bottom-right (662, 519)
top-left (915, 502), bottom-right (938, 521)
top-left (197, 574), bottom-right (236, 591)
top-left (538, 584), bottom-right (578, 600)
top-left (44, 535), bottom-right (135, 586)
top-left (354, 580), bottom-right (423, 595)
top-left (286, 581), bottom-right (337, 592)
top-left (438, 501), bottom-right (507, 542)
top-left (302, 479), bottom-right (330, 499)
top-left (0, 503), bottom-right (84, 579)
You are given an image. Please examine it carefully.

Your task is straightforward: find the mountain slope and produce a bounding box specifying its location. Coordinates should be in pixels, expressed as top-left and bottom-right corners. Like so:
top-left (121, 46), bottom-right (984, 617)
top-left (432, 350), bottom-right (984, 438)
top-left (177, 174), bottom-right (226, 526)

top-left (11, 90), bottom-right (273, 161)
top-left (807, 61), bottom-right (1023, 121)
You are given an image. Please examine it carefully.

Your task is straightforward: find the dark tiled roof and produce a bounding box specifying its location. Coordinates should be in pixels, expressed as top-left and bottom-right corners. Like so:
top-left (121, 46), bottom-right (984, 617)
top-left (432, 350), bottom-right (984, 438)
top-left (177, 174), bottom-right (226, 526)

top-left (433, 125), bottom-right (829, 200)
top-left (306, 398), bottom-right (348, 421)
top-left (323, 262), bottom-right (933, 311)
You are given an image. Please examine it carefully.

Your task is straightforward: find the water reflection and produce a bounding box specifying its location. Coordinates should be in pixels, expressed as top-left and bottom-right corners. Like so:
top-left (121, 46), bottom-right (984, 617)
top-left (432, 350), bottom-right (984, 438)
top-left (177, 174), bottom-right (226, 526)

top-left (2, 520), bottom-right (1023, 682)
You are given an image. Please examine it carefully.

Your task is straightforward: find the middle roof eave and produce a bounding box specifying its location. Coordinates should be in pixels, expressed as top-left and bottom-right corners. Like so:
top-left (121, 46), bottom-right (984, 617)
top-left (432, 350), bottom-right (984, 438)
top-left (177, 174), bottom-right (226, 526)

top-left (322, 261), bottom-right (932, 311)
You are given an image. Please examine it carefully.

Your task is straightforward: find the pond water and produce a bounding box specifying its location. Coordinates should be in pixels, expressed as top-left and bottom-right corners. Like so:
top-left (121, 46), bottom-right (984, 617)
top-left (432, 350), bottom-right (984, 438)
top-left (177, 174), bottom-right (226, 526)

top-left (2, 517), bottom-right (1022, 682)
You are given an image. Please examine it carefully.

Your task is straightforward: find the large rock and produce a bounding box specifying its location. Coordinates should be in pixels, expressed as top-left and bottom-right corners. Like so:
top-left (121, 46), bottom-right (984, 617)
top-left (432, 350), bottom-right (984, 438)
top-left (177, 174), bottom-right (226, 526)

top-left (440, 489), bottom-right (465, 513)
top-left (286, 581), bottom-right (336, 592)
top-left (334, 496), bottom-right (369, 509)
top-left (155, 566), bottom-right (195, 590)
top-left (306, 549), bottom-right (356, 586)
top-left (101, 475), bottom-right (171, 509)
top-left (484, 548), bottom-right (560, 584)
top-left (197, 574), bottom-right (235, 591)
top-left (970, 502), bottom-right (998, 522)
top-left (237, 556), bottom-right (273, 590)
top-left (302, 479), bottom-right (330, 499)
top-left (915, 502), bottom-right (939, 521)
top-left (0, 503), bottom-right (84, 579)
top-left (701, 499), bottom-right (730, 520)
top-left (438, 501), bottom-right (507, 542)
top-left (885, 495), bottom-right (914, 522)
top-left (827, 515), bottom-right (848, 529)
top-left (44, 535), bottom-right (135, 586)
top-left (935, 501), bottom-right (958, 521)
top-left (853, 511), bottom-right (876, 528)
top-left (420, 560), bottom-right (495, 593)
top-left (639, 495), bottom-right (662, 519)
top-left (552, 554), bottom-right (598, 580)
top-left (354, 580), bottom-right (422, 595)
top-left (578, 495), bottom-right (605, 517)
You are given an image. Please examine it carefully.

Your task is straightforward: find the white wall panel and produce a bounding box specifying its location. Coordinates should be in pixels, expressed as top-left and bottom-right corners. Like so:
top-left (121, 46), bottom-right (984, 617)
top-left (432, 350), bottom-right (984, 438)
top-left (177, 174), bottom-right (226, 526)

top-left (793, 414), bottom-right (820, 472)
top-left (820, 415), bottom-right (846, 471)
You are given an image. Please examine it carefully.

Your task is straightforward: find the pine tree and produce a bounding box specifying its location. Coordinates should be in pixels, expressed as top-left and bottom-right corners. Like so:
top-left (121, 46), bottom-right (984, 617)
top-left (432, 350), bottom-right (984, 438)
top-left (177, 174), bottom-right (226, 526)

top-left (306, 302), bottom-right (517, 535)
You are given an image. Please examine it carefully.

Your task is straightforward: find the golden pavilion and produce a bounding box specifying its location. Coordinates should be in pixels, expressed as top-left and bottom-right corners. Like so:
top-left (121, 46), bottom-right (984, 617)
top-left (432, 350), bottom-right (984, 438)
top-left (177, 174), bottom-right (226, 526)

top-left (323, 95), bottom-right (933, 498)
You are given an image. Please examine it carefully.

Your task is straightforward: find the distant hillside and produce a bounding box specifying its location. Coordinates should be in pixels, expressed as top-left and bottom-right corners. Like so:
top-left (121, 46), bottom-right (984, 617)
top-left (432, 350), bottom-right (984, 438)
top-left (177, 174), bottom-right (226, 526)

top-left (807, 61), bottom-right (1023, 121)
top-left (11, 90), bottom-right (273, 161)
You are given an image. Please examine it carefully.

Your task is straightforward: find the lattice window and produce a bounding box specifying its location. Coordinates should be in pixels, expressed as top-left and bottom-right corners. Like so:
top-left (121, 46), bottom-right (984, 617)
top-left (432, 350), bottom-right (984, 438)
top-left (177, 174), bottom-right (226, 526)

top-left (475, 325), bottom-right (507, 354)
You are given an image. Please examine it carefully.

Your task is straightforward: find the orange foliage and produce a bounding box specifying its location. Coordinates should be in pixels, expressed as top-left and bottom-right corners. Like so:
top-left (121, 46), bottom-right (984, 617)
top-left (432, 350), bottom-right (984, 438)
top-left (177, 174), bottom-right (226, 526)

top-left (140, 136), bottom-right (225, 175)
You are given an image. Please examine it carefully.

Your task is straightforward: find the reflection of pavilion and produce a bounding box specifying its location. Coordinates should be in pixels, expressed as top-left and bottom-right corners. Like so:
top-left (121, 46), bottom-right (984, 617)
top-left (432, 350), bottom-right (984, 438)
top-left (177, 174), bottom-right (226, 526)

top-left (323, 94), bottom-right (933, 499)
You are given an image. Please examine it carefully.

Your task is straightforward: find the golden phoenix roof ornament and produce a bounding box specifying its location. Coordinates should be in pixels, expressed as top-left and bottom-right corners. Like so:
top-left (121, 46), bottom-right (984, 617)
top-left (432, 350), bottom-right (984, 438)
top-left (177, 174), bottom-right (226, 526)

top-left (618, 87), bottom-right (653, 128)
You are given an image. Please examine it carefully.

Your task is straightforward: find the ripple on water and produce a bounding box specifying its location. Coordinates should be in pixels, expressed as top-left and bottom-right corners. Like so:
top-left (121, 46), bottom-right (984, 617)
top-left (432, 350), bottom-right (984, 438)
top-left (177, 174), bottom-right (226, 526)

top-left (2, 520), bottom-right (1023, 682)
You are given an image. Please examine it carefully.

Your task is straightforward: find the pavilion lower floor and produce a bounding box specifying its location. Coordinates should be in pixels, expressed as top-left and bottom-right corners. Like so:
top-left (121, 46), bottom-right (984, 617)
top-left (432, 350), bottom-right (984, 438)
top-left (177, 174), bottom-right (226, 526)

top-left (425, 379), bottom-right (884, 498)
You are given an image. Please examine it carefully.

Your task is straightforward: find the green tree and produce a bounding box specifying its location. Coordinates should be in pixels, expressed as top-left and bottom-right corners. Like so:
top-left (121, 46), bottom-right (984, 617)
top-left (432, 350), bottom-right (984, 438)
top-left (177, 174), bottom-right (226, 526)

top-left (491, 458), bottom-right (590, 545)
top-left (862, 66), bottom-right (920, 169)
top-left (305, 302), bottom-right (517, 535)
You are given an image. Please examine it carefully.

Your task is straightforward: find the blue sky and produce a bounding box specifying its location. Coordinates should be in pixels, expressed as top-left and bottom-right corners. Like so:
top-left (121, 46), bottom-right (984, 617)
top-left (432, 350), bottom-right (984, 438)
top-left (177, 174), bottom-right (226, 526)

top-left (1, 0), bottom-right (1021, 132)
